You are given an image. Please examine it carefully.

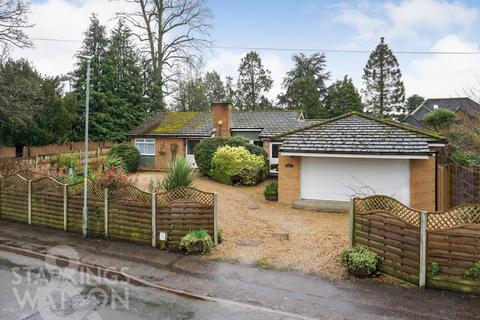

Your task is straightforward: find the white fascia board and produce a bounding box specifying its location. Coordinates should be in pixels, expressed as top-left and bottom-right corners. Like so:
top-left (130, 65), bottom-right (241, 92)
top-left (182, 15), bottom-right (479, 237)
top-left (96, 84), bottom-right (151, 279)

top-left (280, 152), bottom-right (430, 160)
top-left (428, 143), bottom-right (446, 147)
top-left (230, 128), bottom-right (263, 132)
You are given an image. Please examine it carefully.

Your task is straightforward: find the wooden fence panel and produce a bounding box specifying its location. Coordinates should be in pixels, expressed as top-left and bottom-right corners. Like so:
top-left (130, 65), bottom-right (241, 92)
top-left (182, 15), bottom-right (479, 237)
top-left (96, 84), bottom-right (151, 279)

top-left (67, 194), bottom-right (105, 237)
top-left (31, 191), bottom-right (64, 230)
top-left (0, 175), bottom-right (28, 223)
top-left (354, 210), bottom-right (420, 284)
top-left (157, 199), bottom-right (214, 241)
top-left (108, 200), bottom-right (152, 245)
top-left (452, 164), bottom-right (480, 207)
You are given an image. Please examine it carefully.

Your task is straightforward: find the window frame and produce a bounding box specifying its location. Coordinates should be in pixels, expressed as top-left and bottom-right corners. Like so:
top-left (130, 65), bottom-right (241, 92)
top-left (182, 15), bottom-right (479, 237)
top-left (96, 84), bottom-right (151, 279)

top-left (135, 138), bottom-right (155, 156)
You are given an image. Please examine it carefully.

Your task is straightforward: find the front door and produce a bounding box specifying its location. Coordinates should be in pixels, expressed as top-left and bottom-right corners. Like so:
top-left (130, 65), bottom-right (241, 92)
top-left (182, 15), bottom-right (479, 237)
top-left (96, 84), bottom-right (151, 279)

top-left (186, 139), bottom-right (201, 168)
top-left (269, 142), bottom-right (282, 173)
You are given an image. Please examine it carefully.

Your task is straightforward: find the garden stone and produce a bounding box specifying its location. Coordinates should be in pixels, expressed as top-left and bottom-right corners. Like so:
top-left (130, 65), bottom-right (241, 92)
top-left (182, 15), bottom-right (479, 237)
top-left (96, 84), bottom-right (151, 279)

top-left (272, 233), bottom-right (289, 241)
top-left (236, 239), bottom-right (263, 247)
top-left (248, 204), bottom-right (260, 210)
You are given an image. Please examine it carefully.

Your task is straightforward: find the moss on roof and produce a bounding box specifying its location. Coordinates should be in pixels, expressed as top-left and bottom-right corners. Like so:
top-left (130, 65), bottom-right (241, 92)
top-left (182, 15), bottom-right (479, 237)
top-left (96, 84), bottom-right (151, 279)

top-left (151, 112), bottom-right (201, 133)
top-left (271, 112), bottom-right (446, 141)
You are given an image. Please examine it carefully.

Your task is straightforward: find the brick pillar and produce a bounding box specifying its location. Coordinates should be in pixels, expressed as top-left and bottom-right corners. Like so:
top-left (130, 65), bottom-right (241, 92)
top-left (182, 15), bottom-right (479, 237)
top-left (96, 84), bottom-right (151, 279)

top-left (278, 154), bottom-right (301, 204)
top-left (410, 156), bottom-right (436, 211)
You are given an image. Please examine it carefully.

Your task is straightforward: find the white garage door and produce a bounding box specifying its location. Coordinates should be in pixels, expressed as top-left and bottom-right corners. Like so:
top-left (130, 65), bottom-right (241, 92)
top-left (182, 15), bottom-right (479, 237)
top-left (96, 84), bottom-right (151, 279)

top-left (300, 157), bottom-right (410, 205)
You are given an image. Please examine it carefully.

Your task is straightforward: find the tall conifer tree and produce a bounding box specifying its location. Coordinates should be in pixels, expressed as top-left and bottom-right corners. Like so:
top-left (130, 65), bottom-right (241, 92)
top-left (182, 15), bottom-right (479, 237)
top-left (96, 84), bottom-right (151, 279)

top-left (362, 37), bottom-right (405, 116)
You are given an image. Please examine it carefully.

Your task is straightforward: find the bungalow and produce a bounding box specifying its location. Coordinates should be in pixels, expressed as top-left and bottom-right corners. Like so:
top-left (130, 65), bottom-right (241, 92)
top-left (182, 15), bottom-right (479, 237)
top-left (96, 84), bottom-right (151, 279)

top-left (128, 103), bottom-right (316, 171)
top-left (274, 112), bottom-right (446, 211)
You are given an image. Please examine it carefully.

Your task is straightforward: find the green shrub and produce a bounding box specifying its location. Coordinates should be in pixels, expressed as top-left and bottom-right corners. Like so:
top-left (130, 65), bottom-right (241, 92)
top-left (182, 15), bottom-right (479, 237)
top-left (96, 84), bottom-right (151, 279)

top-left (341, 245), bottom-right (380, 277)
top-left (263, 181), bottom-right (278, 200)
top-left (194, 136), bottom-right (268, 178)
top-left (423, 108), bottom-right (456, 129)
top-left (57, 153), bottom-right (80, 171)
top-left (217, 228), bottom-right (224, 243)
top-left (103, 154), bottom-right (126, 171)
top-left (210, 146), bottom-right (266, 185)
top-left (109, 143), bottom-right (141, 172)
top-left (464, 261), bottom-right (480, 280)
top-left (180, 229), bottom-right (214, 254)
top-left (431, 261), bottom-right (440, 277)
top-left (162, 156), bottom-right (195, 191)
top-left (232, 166), bottom-right (260, 185)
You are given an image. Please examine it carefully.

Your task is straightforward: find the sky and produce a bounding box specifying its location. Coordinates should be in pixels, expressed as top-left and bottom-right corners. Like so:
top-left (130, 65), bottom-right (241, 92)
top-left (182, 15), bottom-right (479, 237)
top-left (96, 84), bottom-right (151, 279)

top-left (12, 0), bottom-right (480, 102)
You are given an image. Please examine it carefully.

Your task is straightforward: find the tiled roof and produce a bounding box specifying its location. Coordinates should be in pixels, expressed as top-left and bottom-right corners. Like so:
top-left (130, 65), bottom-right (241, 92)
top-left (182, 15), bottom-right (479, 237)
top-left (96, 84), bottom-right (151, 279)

top-left (231, 111), bottom-right (317, 138)
top-left (279, 113), bottom-right (445, 156)
top-left (128, 110), bottom-right (317, 138)
top-left (407, 97), bottom-right (480, 128)
top-left (128, 112), bottom-right (214, 137)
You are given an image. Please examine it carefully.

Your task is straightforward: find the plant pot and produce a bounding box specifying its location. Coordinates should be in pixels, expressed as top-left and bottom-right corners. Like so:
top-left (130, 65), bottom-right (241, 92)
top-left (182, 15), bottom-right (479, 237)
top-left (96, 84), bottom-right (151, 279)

top-left (347, 266), bottom-right (374, 278)
top-left (265, 194), bottom-right (278, 201)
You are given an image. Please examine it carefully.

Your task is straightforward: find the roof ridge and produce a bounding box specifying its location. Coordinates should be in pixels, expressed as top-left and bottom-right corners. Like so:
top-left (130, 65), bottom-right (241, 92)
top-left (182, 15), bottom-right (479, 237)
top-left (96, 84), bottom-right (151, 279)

top-left (272, 112), bottom-right (445, 141)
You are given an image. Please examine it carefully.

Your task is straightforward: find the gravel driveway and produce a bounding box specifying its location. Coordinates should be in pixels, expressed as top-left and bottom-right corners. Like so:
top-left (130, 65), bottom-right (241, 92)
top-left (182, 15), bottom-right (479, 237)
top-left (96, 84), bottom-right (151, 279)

top-left (133, 171), bottom-right (349, 278)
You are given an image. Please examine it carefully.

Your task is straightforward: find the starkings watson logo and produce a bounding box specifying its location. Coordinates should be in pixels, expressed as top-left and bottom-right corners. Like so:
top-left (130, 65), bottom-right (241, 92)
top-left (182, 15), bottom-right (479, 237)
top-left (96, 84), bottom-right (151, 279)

top-left (10, 245), bottom-right (130, 320)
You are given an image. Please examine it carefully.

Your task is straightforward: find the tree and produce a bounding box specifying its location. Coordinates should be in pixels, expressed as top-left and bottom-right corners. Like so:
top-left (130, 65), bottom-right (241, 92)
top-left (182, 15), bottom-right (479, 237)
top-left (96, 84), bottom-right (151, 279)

top-left (0, 0), bottom-right (32, 57)
top-left (72, 16), bottom-right (148, 141)
top-left (325, 76), bottom-right (363, 117)
top-left (0, 59), bottom-right (76, 147)
top-left (204, 71), bottom-right (226, 103)
top-left (224, 75), bottom-right (235, 103)
top-left (236, 51), bottom-right (273, 110)
top-left (405, 94), bottom-right (425, 114)
top-left (0, 58), bottom-right (44, 146)
top-left (362, 37), bottom-right (405, 116)
top-left (172, 70), bottom-right (209, 111)
top-left (278, 53), bottom-right (330, 118)
top-left (119, 0), bottom-right (212, 110)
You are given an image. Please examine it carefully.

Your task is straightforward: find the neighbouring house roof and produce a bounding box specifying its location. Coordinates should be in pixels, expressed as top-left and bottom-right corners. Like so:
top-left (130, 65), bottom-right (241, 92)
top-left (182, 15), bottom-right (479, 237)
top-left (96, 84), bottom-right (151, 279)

top-left (406, 97), bottom-right (480, 128)
top-left (231, 111), bottom-right (316, 138)
top-left (128, 110), bottom-right (317, 139)
top-left (276, 112), bottom-right (445, 156)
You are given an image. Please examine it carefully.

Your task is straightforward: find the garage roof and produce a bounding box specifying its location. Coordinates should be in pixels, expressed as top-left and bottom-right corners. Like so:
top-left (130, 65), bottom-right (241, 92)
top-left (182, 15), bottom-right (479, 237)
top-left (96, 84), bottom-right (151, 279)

top-left (276, 112), bottom-right (445, 156)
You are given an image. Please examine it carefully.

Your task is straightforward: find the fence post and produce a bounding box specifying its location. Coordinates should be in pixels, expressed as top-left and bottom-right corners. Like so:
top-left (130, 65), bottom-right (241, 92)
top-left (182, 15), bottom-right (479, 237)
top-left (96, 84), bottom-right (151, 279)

top-left (349, 199), bottom-right (355, 248)
top-left (419, 211), bottom-right (428, 288)
top-left (63, 184), bottom-right (68, 231)
top-left (104, 188), bottom-right (109, 238)
top-left (27, 180), bottom-right (32, 225)
top-left (213, 192), bottom-right (219, 246)
top-left (151, 193), bottom-right (157, 248)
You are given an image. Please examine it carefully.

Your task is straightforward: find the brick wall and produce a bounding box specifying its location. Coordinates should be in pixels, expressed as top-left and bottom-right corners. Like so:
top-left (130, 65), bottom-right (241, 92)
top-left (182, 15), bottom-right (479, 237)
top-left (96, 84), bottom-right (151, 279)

top-left (278, 154), bottom-right (301, 204)
top-left (212, 103), bottom-right (232, 137)
top-left (155, 138), bottom-right (185, 170)
top-left (410, 156), bottom-right (436, 211)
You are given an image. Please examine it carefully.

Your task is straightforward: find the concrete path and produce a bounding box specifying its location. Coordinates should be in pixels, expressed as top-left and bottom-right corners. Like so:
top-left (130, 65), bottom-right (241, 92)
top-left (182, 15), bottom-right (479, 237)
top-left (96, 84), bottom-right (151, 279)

top-left (0, 220), bottom-right (479, 320)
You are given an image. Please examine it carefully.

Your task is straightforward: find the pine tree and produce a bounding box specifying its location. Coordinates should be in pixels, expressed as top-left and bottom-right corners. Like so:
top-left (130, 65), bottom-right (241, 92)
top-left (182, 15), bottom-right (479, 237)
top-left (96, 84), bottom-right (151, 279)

top-left (236, 51), bottom-right (273, 110)
top-left (204, 71), bottom-right (226, 103)
top-left (325, 76), bottom-right (363, 117)
top-left (362, 37), bottom-right (405, 116)
top-left (72, 16), bottom-right (147, 141)
top-left (278, 53), bottom-right (330, 118)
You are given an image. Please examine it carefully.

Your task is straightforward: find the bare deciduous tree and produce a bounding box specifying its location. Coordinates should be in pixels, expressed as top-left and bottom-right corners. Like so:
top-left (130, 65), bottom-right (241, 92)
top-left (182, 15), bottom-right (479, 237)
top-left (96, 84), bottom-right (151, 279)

top-left (119, 0), bottom-right (212, 108)
top-left (0, 0), bottom-right (32, 50)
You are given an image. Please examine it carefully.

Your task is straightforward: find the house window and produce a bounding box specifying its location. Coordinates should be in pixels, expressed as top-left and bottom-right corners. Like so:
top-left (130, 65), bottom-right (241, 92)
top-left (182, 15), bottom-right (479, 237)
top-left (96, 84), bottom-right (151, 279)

top-left (135, 138), bottom-right (155, 156)
top-left (186, 139), bottom-right (200, 155)
top-left (271, 143), bottom-right (280, 159)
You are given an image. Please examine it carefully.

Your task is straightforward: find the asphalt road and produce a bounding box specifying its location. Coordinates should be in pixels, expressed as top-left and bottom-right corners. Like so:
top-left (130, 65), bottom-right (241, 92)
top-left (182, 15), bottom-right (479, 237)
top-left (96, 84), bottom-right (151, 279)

top-left (0, 251), bottom-right (306, 320)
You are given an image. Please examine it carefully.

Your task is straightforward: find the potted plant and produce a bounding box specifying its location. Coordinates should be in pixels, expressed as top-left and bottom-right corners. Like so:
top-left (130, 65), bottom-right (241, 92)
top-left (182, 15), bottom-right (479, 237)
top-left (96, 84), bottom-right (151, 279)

top-left (263, 181), bottom-right (278, 201)
top-left (341, 245), bottom-right (380, 278)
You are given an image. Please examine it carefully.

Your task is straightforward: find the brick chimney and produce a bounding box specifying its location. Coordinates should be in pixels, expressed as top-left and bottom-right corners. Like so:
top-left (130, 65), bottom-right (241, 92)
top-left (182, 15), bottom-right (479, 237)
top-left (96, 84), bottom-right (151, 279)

top-left (211, 102), bottom-right (232, 137)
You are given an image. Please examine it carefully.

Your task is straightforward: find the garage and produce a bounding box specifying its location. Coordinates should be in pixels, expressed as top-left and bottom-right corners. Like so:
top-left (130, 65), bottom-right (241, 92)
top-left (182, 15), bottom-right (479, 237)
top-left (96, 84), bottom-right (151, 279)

top-left (276, 113), bottom-right (446, 211)
top-left (300, 156), bottom-right (410, 205)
